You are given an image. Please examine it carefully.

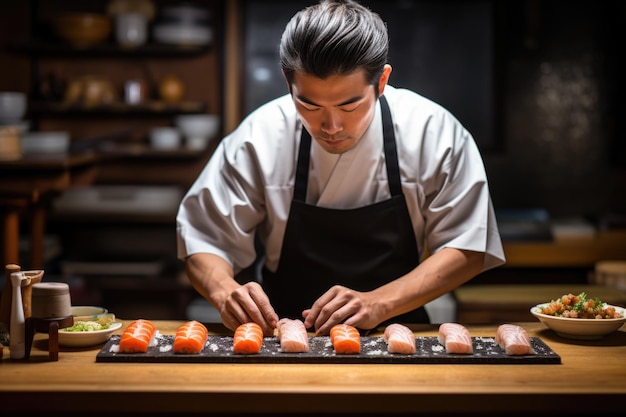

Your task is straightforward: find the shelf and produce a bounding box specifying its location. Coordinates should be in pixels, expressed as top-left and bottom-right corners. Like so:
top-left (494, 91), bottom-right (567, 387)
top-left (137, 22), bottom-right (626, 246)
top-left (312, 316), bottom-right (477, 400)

top-left (96, 143), bottom-right (211, 161)
top-left (29, 100), bottom-right (207, 116)
top-left (9, 41), bottom-right (211, 58)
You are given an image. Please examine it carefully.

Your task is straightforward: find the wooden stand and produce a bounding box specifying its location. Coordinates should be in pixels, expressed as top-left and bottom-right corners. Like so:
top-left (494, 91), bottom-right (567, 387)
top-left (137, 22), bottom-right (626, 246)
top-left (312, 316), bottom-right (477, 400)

top-left (24, 315), bottom-right (73, 361)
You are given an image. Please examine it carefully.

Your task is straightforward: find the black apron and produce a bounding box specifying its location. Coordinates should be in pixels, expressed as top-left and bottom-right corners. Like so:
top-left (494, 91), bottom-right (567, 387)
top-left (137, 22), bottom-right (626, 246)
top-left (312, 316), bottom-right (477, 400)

top-left (262, 95), bottom-right (429, 326)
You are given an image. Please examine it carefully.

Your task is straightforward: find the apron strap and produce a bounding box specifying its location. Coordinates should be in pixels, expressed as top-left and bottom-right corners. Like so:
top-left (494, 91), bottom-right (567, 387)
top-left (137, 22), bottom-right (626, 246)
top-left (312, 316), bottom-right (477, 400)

top-left (293, 94), bottom-right (401, 202)
top-left (293, 126), bottom-right (312, 203)
top-left (379, 95), bottom-right (402, 197)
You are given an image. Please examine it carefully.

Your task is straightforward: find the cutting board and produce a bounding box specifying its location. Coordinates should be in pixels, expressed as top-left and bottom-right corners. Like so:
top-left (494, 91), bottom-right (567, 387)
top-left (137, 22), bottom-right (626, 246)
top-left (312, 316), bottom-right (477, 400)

top-left (96, 334), bottom-right (561, 364)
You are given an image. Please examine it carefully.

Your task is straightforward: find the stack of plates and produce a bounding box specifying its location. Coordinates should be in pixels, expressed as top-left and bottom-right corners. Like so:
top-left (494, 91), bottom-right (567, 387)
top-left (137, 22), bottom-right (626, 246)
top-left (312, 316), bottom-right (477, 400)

top-left (152, 4), bottom-right (212, 46)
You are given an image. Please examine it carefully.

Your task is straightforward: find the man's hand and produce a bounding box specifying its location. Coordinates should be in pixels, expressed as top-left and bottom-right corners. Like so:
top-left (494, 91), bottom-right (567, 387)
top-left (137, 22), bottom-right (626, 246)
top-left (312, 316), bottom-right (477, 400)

top-left (219, 281), bottom-right (278, 337)
top-left (302, 285), bottom-right (383, 335)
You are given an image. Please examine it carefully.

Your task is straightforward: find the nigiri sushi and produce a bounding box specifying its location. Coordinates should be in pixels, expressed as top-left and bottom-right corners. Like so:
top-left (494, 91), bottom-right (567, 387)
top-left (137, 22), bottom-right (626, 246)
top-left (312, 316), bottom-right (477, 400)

top-left (277, 318), bottom-right (309, 353)
top-left (174, 320), bottom-right (208, 354)
top-left (233, 322), bottom-right (263, 354)
top-left (438, 323), bottom-right (473, 354)
top-left (330, 324), bottom-right (360, 354)
top-left (383, 323), bottom-right (416, 354)
top-left (495, 324), bottom-right (533, 355)
top-left (119, 319), bottom-right (157, 353)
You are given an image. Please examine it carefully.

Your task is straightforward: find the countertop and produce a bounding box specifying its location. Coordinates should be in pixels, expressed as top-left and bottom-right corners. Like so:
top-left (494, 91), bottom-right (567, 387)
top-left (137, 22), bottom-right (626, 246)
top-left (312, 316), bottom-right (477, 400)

top-left (1, 320), bottom-right (625, 416)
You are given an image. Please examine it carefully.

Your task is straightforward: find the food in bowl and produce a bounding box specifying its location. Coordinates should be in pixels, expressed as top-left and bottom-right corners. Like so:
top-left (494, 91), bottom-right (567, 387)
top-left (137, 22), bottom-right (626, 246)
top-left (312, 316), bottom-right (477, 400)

top-left (531, 292), bottom-right (626, 340)
top-left (66, 306), bottom-right (116, 332)
top-left (537, 292), bottom-right (623, 319)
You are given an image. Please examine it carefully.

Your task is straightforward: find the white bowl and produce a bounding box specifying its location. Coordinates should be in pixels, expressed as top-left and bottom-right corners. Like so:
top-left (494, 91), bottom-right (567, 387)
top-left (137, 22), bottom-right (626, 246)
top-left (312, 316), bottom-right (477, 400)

top-left (0, 91), bottom-right (27, 123)
top-left (531, 303), bottom-right (626, 340)
top-left (58, 321), bottom-right (122, 347)
top-left (175, 114), bottom-right (219, 149)
top-left (21, 131), bottom-right (70, 155)
top-left (71, 306), bottom-right (109, 321)
top-left (153, 23), bottom-right (212, 46)
top-left (150, 126), bottom-right (181, 149)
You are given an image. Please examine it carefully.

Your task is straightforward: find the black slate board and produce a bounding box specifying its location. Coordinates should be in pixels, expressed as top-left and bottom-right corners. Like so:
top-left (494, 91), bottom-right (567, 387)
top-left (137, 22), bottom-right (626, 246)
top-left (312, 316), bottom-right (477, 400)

top-left (96, 334), bottom-right (561, 364)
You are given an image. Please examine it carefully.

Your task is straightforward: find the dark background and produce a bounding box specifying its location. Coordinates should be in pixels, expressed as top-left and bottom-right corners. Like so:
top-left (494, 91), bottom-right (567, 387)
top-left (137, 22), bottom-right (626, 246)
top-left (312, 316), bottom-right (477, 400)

top-left (241, 0), bottom-right (626, 221)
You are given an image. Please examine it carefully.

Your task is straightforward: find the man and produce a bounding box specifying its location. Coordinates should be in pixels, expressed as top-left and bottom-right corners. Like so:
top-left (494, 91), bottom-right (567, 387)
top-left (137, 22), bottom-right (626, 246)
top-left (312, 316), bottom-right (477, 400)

top-left (176, 0), bottom-right (505, 336)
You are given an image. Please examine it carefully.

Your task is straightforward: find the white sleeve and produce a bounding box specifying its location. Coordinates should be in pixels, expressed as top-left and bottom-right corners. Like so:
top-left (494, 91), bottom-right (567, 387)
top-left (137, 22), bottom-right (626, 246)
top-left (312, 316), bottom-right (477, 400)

top-left (417, 111), bottom-right (505, 272)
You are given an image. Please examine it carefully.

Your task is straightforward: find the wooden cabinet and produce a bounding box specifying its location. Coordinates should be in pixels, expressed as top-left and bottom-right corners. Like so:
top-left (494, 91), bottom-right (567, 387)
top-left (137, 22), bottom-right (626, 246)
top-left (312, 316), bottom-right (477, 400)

top-left (0, 0), bottom-right (227, 319)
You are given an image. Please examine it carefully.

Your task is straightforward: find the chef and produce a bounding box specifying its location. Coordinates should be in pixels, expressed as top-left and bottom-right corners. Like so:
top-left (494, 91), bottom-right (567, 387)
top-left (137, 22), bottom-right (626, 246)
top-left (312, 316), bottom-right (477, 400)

top-left (176, 0), bottom-right (505, 336)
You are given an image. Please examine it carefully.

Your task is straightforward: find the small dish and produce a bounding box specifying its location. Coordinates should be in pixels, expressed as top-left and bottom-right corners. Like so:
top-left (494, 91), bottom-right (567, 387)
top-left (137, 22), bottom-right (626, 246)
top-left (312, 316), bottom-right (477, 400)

top-left (531, 303), bottom-right (626, 340)
top-left (58, 321), bottom-right (122, 347)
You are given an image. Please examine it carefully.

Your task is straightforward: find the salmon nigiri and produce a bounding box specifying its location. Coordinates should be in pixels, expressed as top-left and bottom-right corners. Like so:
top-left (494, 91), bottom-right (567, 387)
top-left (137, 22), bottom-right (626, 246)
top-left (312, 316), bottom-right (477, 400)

top-left (119, 319), bottom-right (157, 353)
top-left (174, 320), bottom-right (208, 354)
top-left (495, 324), bottom-right (533, 355)
top-left (277, 318), bottom-right (309, 353)
top-left (383, 323), bottom-right (416, 354)
top-left (438, 323), bottom-right (473, 354)
top-left (233, 322), bottom-right (263, 354)
top-left (330, 324), bottom-right (360, 354)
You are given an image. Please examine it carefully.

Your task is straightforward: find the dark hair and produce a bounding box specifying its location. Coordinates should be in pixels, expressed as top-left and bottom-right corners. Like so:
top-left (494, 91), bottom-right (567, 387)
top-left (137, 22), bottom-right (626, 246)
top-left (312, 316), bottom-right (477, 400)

top-left (279, 0), bottom-right (388, 88)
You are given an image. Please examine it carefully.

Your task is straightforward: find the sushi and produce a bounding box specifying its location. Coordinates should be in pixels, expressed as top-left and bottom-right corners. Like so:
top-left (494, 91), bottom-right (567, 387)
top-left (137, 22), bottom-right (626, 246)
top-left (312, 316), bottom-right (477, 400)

top-left (174, 320), bottom-right (208, 354)
top-left (233, 322), bottom-right (264, 354)
top-left (495, 324), bottom-right (534, 355)
top-left (383, 323), bottom-right (416, 354)
top-left (276, 318), bottom-right (309, 353)
top-left (438, 323), bottom-right (473, 354)
top-left (330, 324), bottom-right (360, 354)
top-left (119, 319), bottom-right (157, 353)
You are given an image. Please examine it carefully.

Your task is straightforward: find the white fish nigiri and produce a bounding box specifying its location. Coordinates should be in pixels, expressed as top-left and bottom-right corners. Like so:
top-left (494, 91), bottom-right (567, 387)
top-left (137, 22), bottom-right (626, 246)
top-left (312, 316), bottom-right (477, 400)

top-left (276, 318), bottom-right (309, 353)
top-left (383, 323), bottom-right (416, 354)
top-left (438, 323), bottom-right (473, 354)
top-left (495, 324), bottom-right (533, 355)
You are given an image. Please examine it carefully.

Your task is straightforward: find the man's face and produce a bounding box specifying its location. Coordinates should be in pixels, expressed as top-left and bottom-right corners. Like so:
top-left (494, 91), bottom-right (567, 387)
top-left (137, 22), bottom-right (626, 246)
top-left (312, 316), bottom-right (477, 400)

top-left (290, 66), bottom-right (390, 154)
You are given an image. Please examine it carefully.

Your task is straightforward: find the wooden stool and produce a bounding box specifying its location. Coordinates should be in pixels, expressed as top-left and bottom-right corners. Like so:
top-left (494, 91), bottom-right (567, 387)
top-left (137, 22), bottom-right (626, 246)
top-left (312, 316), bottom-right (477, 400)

top-left (24, 316), bottom-right (73, 361)
top-left (592, 261), bottom-right (626, 292)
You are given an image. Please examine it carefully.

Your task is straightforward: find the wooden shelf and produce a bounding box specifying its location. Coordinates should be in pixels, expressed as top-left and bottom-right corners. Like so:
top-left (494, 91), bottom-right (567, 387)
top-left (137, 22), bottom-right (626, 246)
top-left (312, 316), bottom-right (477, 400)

top-left (502, 230), bottom-right (626, 268)
top-left (29, 100), bottom-right (207, 116)
top-left (9, 41), bottom-right (211, 58)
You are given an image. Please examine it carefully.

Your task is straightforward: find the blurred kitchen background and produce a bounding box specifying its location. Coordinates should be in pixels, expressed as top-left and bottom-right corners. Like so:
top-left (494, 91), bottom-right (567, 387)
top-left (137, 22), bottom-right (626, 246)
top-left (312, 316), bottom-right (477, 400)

top-left (1, 0), bottom-right (625, 322)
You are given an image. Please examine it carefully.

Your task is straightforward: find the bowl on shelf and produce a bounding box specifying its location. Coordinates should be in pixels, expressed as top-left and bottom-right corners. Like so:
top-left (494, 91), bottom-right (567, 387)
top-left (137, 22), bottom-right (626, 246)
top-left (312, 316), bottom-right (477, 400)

top-left (531, 303), bottom-right (626, 340)
top-left (20, 131), bottom-right (70, 155)
top-left (0, 91), bottom-right (27, 123)
top-left (153, 23), bottom-right (212, 46)
top-left (175, 114), bottom-right (219, 150)
top-left (149, 126), bottom-right (181, 150)
top-left (52, 12), bottom-right (112, 48)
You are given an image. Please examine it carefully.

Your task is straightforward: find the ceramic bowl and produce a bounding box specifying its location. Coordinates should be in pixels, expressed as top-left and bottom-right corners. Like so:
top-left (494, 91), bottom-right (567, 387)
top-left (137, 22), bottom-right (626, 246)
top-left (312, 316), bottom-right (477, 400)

top-left (20, 131), bottom-right (70, 155)
top-left (150, 126), bottom-right (181, 149)
top-left (71, 306), bottom-right (109, 321)
top-left (531, 303), bottom-right (626, 340)
top-left (175, 114), bottom-right (219, 150)
top-left (53, 13), bottom-right (112, 47)
top-left (0, 91), bottom-right (27, 123)
top-left (153, 23), bottom-right (212, 46)
top-left (58, 321), bottom-right (122, 347)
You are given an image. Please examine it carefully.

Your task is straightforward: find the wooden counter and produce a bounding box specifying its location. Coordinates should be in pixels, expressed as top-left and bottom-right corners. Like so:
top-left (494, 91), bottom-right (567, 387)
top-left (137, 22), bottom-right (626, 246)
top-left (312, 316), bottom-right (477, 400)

top-left (1, 320), bottom-right (625, 415)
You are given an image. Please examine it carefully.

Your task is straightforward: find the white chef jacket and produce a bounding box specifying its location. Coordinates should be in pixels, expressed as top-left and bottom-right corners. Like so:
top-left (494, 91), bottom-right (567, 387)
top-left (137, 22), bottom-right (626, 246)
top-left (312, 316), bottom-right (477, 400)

top-left (176, 85), bottom-right (505, 275)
